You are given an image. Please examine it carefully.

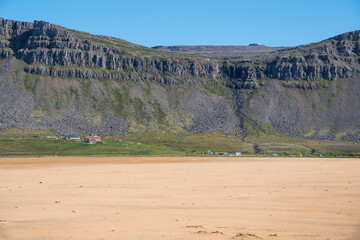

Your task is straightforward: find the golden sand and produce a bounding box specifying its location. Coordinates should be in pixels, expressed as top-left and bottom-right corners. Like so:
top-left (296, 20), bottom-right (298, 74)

top-left (0, 157), bottom-right (359, 240)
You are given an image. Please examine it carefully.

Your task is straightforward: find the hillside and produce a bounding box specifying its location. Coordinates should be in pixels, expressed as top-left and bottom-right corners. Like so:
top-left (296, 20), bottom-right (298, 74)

top-left (0, 17), bottom-right (359, 142)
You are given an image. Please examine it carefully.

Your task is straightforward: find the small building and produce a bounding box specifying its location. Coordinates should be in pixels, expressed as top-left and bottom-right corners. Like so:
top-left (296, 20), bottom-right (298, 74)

top-left (88, 139), bottom-right (98, 144)
top-left (114, 138), bottom-right (122, 142)
top-left (85, 136), bottom-right (101, 144)
top-left (51, 135), bottom-right (66, 139)
top-left (65, 135), bottom-right (80, 140)
top-left (53, 135), bottom-right (63, 139)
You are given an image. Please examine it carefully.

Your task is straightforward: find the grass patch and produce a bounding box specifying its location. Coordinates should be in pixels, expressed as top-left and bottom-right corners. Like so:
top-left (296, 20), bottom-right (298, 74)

top-left (0, 139), bottom-right (183, 156)
top-left (202, 84), bottom-right (226, 96)
top-left (245, 131), bottom-right (360, 157)
top-left (69, 86), bottom-right (80, 101)
top-left (327, 93), bottom-right (335, 108)
top-left (152, 100), bottom-right (167, 125)
top-left (133, 98), bottom-right (147, 121)
top-left (121, 131), bottom-right (254, 154)
top-left (111, 86), bottom-right (131, 116)
top-left (312, 103), bottom-right (316, 110)
top-left (0, 127), bottom-right (54, 139)
top-left (23, 74), bottom-right (39, 93)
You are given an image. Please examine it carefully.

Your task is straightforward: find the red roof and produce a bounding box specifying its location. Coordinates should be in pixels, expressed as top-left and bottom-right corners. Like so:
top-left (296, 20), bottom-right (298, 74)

top-left (86, 136), bottom-right (101, 140)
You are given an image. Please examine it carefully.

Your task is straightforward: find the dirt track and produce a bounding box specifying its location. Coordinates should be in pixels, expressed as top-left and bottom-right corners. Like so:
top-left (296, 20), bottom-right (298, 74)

top-left (0, 157), bottom-right (359, 240)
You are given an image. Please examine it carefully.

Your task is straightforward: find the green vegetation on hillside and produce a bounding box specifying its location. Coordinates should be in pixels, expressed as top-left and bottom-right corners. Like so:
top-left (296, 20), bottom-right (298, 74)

top-left (0, 127), bottom-right (358, 157)
top-left (0, 128), bottom-right (183, 156)
top-left (0, 139), bottom-right (183, 156)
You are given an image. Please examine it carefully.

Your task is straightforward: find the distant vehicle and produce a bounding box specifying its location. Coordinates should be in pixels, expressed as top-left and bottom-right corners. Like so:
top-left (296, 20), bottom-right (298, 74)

top-left (316, 154), bottom-right (323, 157)
top-left (272, 153), bottom-right (278, 157)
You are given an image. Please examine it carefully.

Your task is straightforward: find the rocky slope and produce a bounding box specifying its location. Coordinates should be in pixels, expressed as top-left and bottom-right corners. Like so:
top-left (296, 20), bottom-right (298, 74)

top-left (0, 17), bottom-right (359, 140)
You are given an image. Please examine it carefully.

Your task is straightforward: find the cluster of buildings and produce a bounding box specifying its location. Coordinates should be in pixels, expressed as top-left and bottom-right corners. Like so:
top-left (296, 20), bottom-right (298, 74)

top-left (46, 135), bottom-right (102, 144)
top-left (47, 135), bottom-right (80, 140)
top-left (201, 150), bottom-right (246, 156)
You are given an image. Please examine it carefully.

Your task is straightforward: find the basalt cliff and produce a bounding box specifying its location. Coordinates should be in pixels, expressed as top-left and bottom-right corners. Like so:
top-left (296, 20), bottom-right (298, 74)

top-left (0, 17), bottom-right (359, 141)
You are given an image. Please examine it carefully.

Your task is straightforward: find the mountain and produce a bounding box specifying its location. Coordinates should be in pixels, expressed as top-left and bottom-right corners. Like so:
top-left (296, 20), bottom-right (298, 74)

top-left (152, 45), bottom-right (289, 58)
top-left (0, 17), bottom-right (359, 141)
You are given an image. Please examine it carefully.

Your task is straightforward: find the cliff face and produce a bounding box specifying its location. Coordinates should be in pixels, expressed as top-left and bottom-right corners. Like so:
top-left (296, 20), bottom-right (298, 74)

top-left (1, 18), bottom-right (359, 82)
top-left (1, 19), bottom-right (222, 80)
top-left (0, 18), bottom-right (359, 141)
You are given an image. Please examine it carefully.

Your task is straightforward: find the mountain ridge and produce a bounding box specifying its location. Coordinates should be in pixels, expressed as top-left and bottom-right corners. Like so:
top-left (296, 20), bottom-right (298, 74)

top-left (1, 17), bottom-right (359, 83)
top-left (0, 17), bottom-right (359, 141)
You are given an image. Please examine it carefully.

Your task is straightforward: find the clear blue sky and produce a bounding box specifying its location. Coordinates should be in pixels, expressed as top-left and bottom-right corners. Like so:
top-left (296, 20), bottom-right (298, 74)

top-left (0, 0), bottom-right (359, 47)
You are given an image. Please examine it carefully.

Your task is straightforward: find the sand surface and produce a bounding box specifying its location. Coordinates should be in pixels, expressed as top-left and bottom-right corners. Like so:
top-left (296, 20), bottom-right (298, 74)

top-left (0, 156), bottom-right (359, 240)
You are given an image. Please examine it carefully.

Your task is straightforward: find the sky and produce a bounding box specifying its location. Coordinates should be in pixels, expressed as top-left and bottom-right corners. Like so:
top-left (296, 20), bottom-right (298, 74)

top-left (0, 0), bottom-right (359, 47)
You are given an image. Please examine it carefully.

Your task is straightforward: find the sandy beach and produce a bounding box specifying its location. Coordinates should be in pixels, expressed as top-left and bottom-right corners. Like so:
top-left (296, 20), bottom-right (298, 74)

top-left (0, 156), bottom-right (359, 240)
